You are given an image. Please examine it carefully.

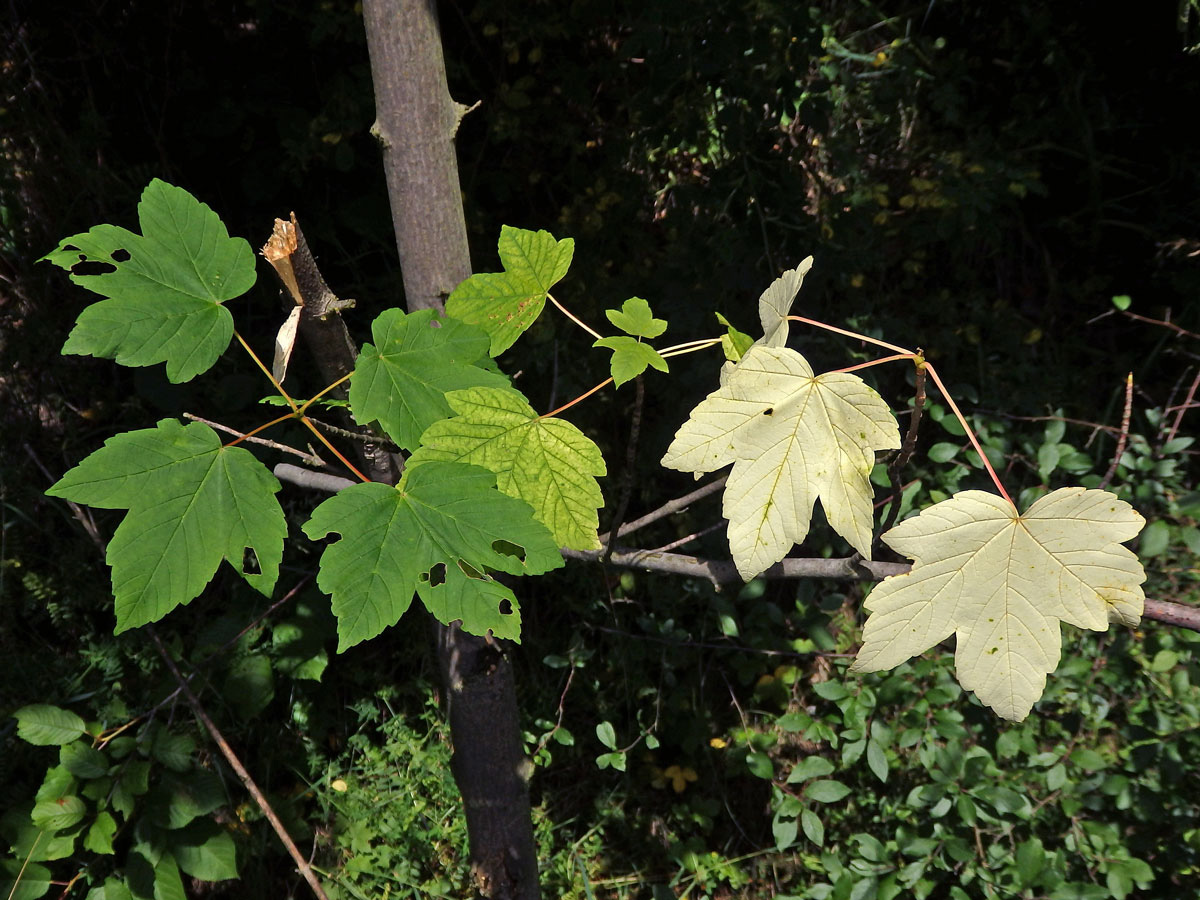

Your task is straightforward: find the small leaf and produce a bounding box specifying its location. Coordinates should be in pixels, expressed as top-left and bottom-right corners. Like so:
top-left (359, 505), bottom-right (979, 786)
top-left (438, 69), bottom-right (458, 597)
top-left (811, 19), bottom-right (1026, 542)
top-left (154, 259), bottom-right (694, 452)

top-left (866, 739), bottom-right (889, 783)
top-left (805, 779), bottom-right (852, 803)
top-left (147, 770), bottom-right (226, 830)
top-left (32, 795), bottom-right (86, 831)
top-left (772, 813), bottom-right (798, 851)
top-left (46, 419), bottom-right (286, 632)
top-left (14, 705), bottom-right (86, 746)
top-left (606, 297), bottom-right (667, 338)
top-left (801, 808), bottom-right (825, 845)
top-left (595, 721), bottom-right (617, 750)
top-left (42, 179), bottom-right (254, 383)
top-left (928, 442), bottom-right (960, 463)
top-left (786, 756), bottom-right (835, 783)
top-left (746, 752), bottom-right (774, 779)
top-left (168, 820), bottom-right (238, 881)
top-left (446, 225), bottom-right (574, 355)
top-left (84, 812), bottom-right (118, 855)
top-left (1111, 294), bottom-right (1132, 311)
top-left (715, 313), bottom-right (754, 362)
top-left (593, 336), bottom-right (669, 387)
top-left (349, 308), bottom-right (509, 451)
top-left (151, 731), bottom-right (196, 773)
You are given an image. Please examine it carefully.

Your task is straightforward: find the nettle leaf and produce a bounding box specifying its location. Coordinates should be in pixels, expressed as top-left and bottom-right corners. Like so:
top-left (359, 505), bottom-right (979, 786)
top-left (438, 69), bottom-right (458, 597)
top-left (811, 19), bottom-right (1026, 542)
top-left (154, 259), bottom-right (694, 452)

top-left (446, 225), bottom-right (574, 356)
top-left (46, 419), bottom-right (286, 632)
top-left (303, 462), bottom-right (562, 650)
top-left (851, 488), bottom-right (1146, 720)
top-left (349, 308), bottom-right (508, 451)
top-left (41, 179), bottom-right (255, 383)
top-left (409, 387), bottom-right (607, 550)
top-left (663, 345), bottom-right (900, 579)
top-left (756, 257), bottom-right (812, 348)
top-left (606, 297), bottom-right (667, 339)
top-left (593, 336), bottom-right (669, 388)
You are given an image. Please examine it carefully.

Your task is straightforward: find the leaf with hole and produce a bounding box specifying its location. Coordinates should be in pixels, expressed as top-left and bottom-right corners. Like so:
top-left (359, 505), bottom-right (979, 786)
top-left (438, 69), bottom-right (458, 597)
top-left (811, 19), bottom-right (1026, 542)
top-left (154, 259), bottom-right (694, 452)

top-left (41, 179), bottom-right (255, 383)
top-left (46, 419), bottom-right (285, 632)
top-left (662, 345), bottom-right (900, 579)
top-left (852, 488), bottom-right (1146, 720)
top-left (446, 225), bottom-right (574, 355)
top-left (303, 462), bottom-right (562, 649)
top-left (409, 387), bottom-right (606, 549)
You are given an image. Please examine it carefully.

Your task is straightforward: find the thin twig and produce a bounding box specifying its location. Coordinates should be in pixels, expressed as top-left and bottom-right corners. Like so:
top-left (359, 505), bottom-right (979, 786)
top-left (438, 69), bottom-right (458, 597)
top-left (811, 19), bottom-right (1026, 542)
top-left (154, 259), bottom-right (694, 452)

top-left (1164, 367), bottom-right (1200, 448)
top-left (149, 629), bottom-right (331, 900)
top-left (23, 444), bottom-right (105, 553)
top-left (647, 521), bottom-right (726, 553)
top-left (1099, 373), bottom-right (1134, 490)
top-left (183, 413), bottom-right (326, 467)
top-left (306, 416), bottom-right (399, 449)
top-left (603, 375), bottom-right (644, 561)
top-left (598, 475), bottom-right (728, 545)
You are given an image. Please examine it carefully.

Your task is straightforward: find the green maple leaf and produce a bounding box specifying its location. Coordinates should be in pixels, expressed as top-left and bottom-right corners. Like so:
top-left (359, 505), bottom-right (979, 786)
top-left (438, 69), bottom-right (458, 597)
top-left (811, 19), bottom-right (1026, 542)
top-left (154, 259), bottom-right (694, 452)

top-left (41, 179), bottom-right (255, 383)
top-left (606, 297), bottom-right (667, 339)
top-left (851, 488), bottom-right (1146, 721)
top-left (408, 387), bottom-right (607, 550)
top-left (349, 308), bottom-right (510, 450)
top-left (662, 345), bottom-right (900, 579)
top-left (302, 462), bottom-right (563, 650)
top-left (46, 419), bottom-right (285, 632)
top-left (593, 336), bottom-right (669, 387)
top-left (445, 225), bottom-right (574, 356)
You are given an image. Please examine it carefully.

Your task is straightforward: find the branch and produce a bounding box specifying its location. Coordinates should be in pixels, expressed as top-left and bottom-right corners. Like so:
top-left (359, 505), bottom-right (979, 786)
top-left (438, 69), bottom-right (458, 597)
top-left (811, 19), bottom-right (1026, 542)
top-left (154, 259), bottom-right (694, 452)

top-left (563, 547), bottom-right (1200, 633)
top-left (274, 463), bottom-right (354, 494)
top-left (599, 475), bottom-right (728, 544)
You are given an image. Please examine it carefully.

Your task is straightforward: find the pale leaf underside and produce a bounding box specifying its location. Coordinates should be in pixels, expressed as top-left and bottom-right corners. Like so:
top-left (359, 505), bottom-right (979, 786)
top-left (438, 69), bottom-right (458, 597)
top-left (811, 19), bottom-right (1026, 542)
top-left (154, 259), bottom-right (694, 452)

top-left (851, 488), bottom-right (1146, 720)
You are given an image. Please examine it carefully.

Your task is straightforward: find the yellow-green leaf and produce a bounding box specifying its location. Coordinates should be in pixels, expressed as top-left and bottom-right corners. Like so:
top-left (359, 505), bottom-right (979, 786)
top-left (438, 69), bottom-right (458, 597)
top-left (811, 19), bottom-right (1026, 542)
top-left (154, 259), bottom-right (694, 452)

top-left (409, 387), bottom-right (606, 550)
top-left (851, 488), bottom-right (1146, 720)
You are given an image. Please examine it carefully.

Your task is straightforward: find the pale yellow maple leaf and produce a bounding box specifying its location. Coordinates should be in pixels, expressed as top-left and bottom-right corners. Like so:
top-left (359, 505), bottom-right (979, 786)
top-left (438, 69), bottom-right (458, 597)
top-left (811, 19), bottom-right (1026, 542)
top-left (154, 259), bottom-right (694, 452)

top-left (662, 345), bottom-right (900, 579)
top-left (851, 488), bottom-right (1146, 721)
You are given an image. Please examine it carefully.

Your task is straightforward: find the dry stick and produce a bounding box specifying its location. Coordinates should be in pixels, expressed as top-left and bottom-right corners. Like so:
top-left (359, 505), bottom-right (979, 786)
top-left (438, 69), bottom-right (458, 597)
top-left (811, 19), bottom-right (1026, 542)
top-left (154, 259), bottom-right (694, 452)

top-left (183, 413), bottom-right (326, 467)
top-left (562, 547), bottom-right (1200, 633)
top-left (148, 629), bottom-right (331, 900)
top-left (1164, 367), bottom-right (1200, 447)
top-left (647, 521), bottom-right (726, 554)
top-left (598, 475), bottom-right (728, 545)
top-left (1099, 373), bottom-right (1134, 491)
top-left (603, 375), bottom-right (645, 562)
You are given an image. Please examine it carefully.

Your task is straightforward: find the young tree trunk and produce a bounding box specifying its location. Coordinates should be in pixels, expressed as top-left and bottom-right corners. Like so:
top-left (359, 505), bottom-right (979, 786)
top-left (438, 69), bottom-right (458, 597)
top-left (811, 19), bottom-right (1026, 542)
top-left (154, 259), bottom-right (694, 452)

top-left (360, 2), bottom-right (541, 898)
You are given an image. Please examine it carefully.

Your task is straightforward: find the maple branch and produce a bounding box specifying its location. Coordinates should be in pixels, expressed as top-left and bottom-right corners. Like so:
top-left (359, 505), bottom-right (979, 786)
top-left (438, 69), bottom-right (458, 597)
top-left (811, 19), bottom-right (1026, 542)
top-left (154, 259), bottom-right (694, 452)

top-left (563, 548), bottom-right (1200, 633)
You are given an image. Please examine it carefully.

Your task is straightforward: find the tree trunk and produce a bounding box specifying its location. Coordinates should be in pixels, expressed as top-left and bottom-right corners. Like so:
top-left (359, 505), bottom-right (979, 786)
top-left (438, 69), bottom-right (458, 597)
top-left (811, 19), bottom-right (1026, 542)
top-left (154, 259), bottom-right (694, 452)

top-left (360, 2), bottom-right (541, 898)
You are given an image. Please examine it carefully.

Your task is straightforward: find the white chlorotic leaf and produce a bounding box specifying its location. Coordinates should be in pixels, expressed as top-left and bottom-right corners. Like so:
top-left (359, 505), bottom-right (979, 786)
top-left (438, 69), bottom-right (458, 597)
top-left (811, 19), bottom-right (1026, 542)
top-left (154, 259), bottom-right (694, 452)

top-left (272, 305), bottom-right (302, 384)
top-left (662, 345), bottom-right (899, 579)
top-left (851, 488), bottom-right (1146, 721)
top-left (757, 257), bottom-right (813, 348)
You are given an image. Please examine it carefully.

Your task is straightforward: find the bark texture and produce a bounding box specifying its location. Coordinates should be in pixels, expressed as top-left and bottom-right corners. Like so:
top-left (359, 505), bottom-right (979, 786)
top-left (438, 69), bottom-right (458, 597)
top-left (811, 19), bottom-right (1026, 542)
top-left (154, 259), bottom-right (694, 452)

top-left (361, 2), bottom-right (541, 898)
